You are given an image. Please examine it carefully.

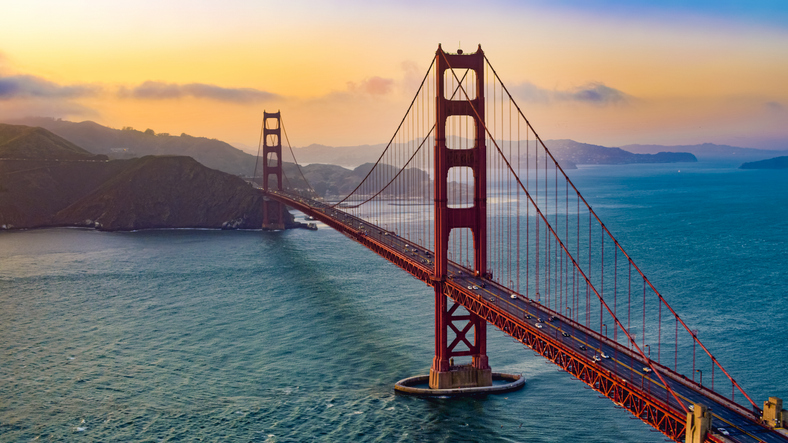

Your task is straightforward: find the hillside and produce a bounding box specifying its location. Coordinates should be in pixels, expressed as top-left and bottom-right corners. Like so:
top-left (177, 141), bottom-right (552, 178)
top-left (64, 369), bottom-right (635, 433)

top-left (52, 156), bottom-right (288, 230)
top-left (739, 156), bottom-right (788, 170)
top-left (543, 139), bottom-right (696, 164)
top-left (277, 162), bottom-right (469, 200)
top-left (290, 143), bottom-right (388, 168)
top-left (291, 139), bottom-right (696, 168)
top-left (5, 117), bottom-right (256, 176)
top-left (0, 125), bottom-right (293, 230)
top-left (0, 123), bottom-right (107, 161)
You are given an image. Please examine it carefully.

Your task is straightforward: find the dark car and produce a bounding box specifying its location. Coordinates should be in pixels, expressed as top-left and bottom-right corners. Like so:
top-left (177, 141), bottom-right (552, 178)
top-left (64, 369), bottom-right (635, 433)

top-left (579, 345), bottom-right (587, 351)
top-left (562, 332), bottom-right (570, 337)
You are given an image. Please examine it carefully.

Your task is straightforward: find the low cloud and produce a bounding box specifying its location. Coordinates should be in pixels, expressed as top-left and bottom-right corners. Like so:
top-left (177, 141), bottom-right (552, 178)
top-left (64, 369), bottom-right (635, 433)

top-left (0, 75), bottom-right (101, 100)
top-left (511, 81), bottom-right (631, 106)
top-left (0, 99), bottom-right (99, 121)
top-left (765, 101), bottom-right (785, 113)
top-left (347, 76), bottom-right (394, 96)
top-left (121, 81), bottom-right (279, 103)
top-left (561, 82), bottom-right (629, 104)
top-left (510, 81), bottom-right (552, 104)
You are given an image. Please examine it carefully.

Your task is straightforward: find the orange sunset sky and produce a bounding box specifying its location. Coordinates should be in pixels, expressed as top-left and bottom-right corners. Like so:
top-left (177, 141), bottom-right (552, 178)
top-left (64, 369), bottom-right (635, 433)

top-left (1, 0), bottom-right (787, 151)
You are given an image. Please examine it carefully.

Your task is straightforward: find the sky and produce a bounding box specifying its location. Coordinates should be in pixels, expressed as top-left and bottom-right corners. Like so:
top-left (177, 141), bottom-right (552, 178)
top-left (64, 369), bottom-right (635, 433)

top-left (1, 0), bottom-right (787, 151)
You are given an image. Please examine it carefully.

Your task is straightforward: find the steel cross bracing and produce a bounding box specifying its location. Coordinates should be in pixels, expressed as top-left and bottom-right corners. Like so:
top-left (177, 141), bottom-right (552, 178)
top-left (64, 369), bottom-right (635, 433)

top-left (265, 189), bottom-right (786, 443)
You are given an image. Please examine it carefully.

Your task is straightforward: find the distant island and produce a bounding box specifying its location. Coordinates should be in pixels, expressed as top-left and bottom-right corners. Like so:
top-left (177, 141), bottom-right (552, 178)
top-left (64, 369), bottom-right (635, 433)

top-left (0, 123), bottom-right (295, 231)
top-left (739, 156), bottom-right (788, 170)
top-left (623, 142), bottom-right (788, 161)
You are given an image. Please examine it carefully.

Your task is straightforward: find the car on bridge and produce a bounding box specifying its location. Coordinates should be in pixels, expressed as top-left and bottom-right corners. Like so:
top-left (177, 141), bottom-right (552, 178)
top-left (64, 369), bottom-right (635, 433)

top-left (600, 352), bottom-right (610, 359)
top-left (535, 323), bottom-right (543, 329)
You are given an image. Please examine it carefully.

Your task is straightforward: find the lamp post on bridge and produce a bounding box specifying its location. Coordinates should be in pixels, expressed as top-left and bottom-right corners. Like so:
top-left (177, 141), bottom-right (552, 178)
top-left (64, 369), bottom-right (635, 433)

top-left (566, 306), bottom-right (571, 321)
top-left (696, 369), bottom-right (703, 386)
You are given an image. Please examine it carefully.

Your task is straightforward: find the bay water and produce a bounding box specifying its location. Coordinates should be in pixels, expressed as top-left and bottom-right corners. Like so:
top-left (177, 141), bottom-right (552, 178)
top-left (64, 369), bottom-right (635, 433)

top-left (1, 162), bottom-right (786, 442)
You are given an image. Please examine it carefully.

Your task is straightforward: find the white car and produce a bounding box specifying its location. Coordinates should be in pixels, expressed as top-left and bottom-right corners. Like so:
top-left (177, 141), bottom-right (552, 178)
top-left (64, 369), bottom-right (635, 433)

top-left (717, 428), bottom-right (730, 436)
top-left (642, 367), bottom-right (652, 373)
top-left (600, 352), bottom-right (610, 359)
top-left (510, 294), bottom-right (518, 300)
top-left (535, 323), bottom-right (543, 329)
top-left (592, 355), bottom-right (601, 362)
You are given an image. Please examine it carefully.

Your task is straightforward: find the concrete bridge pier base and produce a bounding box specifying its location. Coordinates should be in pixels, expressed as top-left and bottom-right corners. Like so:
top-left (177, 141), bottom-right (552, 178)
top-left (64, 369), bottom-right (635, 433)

top-left (685, 403), bottom-right (712, 443)
top-left (262, 197), bottom-right (286, 231)
top-left (429, 364), bottom-right (492, 390)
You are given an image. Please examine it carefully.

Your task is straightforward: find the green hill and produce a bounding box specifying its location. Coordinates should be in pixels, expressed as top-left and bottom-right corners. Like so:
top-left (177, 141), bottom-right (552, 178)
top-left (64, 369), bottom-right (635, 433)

top-left (0, 125), bottom-right (293, 230)
top-left (53, 156), bottom-right (285, 230)
top-left (0, 123), bottom-right (106, 161)
top-left (6, 117), bottom-right (255, 175)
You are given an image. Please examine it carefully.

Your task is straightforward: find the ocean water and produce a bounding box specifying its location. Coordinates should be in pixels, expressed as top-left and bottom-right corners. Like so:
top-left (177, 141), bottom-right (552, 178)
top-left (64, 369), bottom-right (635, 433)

top-left (1, 162), bottom-right (786, 442)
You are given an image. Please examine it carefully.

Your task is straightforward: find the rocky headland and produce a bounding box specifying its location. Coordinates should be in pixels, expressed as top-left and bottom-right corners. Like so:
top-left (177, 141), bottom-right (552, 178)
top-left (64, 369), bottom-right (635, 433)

top-left (0, 123), bottom-right (294, 231)
top-left (739, 156), bottom-right (788, 170)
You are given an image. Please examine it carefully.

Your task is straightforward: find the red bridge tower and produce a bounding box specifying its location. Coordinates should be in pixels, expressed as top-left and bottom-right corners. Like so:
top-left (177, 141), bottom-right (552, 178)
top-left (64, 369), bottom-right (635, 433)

top-left (262, 111), bottom-right (287, 230)
top-left (430, 45), bottom-right (492, 389)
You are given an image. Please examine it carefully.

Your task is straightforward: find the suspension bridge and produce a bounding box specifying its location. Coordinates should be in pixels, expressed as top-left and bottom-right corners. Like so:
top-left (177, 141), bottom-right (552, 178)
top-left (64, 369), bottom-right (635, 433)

top-left (253, 45), bottom-right (787, 443)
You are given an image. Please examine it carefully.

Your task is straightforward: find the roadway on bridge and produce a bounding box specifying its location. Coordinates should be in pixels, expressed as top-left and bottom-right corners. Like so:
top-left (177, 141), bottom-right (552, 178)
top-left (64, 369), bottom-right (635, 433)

top-left (359, 218), bottom-right (783, 443)
top-left (273, 191), bottom-right (787, 443)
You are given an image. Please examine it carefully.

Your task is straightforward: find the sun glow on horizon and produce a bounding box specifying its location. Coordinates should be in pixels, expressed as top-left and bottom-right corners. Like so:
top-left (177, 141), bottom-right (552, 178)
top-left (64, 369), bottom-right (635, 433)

top-left (1, 0), bottom-right (787, 149)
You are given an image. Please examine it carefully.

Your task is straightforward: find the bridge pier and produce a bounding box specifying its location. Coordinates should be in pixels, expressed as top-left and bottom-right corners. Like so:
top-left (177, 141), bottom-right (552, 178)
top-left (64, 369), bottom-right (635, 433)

top-left (429, 283), bottom-right (492, 389)
top-left (684, 403), bottom-right (712, 443)
top-left (262, 196), bottom-right (286, 231)
top-left (763, 397), bottom-right (786, 429)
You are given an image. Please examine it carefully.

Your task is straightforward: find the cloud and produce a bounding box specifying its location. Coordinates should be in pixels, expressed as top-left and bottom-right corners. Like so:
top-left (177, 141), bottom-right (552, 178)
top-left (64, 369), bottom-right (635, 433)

top-left (347, 76), bottom-right (394, 96)
top-left (401, 61), bottom-right (424, 94)
top-left (0, 99), bottom-right (99, 121)
top-left (765, 101), bottom-right (785, 113)
top-left (561, 82), bottom-right (630, 104)
top-left (121, 81), bottom-right (279, 103)
top-left (509, 81), bottom-right (553, 104)
top-left (0, 75), bottom-right (101, 100)
top-left (510, 81), bottom-right (631, 106)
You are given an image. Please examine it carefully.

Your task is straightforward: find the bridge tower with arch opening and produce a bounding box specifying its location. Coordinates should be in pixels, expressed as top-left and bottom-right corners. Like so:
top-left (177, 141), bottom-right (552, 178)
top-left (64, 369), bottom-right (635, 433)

top-left (430, 45), bottom-right (492, 389)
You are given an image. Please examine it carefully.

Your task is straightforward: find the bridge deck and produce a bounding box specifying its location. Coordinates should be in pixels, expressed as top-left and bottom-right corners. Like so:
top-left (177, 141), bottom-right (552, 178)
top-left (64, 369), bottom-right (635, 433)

top-left (267, 190), bottom-right (787, 443)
